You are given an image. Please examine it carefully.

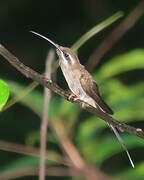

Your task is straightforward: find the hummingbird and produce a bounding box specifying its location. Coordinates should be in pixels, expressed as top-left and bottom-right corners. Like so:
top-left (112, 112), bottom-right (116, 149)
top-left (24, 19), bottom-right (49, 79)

top-left (30, 31), bottom-right (134, 168)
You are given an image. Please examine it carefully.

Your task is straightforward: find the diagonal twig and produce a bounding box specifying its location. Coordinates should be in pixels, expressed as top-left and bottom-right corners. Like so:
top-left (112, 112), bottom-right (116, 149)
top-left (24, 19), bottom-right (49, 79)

top-left (51, 119), bottom-right (113, 180)
top-left (86, 0), bottom-right (144, 72)
top-left (0, 166), bottom-right (113, 180)
top-left (51, 119), bottom-right (86, 169)
top-left (0, 140), bottom-right (66, 165)
top-left (0, 44), bottom-right (144, 139)
top-left (0, 167), bottom-right (84, 180)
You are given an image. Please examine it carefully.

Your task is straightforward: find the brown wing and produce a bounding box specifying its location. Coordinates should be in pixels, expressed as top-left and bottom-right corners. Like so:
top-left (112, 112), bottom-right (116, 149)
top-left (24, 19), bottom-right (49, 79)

top-left (80, 68), bottom-right (113, 115)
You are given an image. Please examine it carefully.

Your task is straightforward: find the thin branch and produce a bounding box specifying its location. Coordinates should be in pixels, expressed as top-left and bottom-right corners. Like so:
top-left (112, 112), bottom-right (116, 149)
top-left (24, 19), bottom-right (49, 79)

top-left (0, 167), bottom-right (82, 180)
top-left (52, 119), bottom-right (85, 169)
top-left (39, 50), bottom-right (55, 180)
top-left (0, 166), bottom-right (113, 180)
top-left (0, 44), bottom-right (144, 139)
top-left (3, 81), bottom-right (39, 111)
top-left (0, 140), bottom-right (66, 165)
top-left (86, 0), bottom-right (144, 72)
top-left (1, 139), bottom-right (110, 180)
top-left (51, 119), bottom-right (112, 180)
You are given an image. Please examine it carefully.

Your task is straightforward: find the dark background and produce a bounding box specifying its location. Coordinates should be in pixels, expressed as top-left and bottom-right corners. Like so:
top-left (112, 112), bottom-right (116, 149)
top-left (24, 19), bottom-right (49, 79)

top-left (1, 0), bottom-right (144, 76)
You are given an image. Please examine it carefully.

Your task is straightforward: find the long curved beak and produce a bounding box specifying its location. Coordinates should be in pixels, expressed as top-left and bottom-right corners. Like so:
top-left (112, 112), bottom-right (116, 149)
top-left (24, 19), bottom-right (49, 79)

top-left (30, 31), bottom-right (62, 52)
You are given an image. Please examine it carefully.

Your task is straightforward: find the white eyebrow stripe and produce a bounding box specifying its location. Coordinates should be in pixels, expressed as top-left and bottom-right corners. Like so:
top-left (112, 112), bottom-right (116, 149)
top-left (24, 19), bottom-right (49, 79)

top-left (69, 54), bottom-right (75, 64)
top-left (60, 51), bottom-right (68, 65)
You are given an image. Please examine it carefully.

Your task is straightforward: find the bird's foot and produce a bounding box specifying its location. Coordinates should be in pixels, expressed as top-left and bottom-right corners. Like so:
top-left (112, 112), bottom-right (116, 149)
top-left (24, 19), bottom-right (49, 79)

top-left (68, 93), bottom-right (80, 102)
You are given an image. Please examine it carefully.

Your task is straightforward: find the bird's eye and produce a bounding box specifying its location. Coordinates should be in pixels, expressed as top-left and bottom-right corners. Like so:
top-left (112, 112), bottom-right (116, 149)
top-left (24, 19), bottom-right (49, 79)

top-left (64, 53), bottom-right (69, 58)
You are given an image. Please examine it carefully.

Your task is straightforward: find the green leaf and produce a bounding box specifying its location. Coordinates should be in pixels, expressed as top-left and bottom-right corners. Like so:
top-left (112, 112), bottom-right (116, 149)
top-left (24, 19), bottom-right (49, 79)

top-left (0, 152), bottom-right (64, 173)
top-left (91, 135), bottom-right (144, 165)
top-left (95, 49), bottom-right (144, 80)
top-left (0, 80), bottom-right (9, 111)
top-left (25, 130), bottom-right (57, 146)
top-left (57, 99), bottom-right (80, 128)
top-left (8, 81), bottom-right (43, 116)
top-left (8, 81), bottom-right (64, 119)
top-left (99, 79), bottom-right (144, 121)
top-left (72, 11), bottom-right (124, 52)
top-left (116, 162), bottom-right (144, 180)
top-left (0, 156), bottom-right (39, 173)
top-left (77, 127), bottom-right (144, 166)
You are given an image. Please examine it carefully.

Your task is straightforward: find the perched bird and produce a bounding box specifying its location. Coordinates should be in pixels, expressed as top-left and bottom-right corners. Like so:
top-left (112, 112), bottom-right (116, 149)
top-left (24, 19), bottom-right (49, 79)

top-left (31, 31), bottom-right (134, 168)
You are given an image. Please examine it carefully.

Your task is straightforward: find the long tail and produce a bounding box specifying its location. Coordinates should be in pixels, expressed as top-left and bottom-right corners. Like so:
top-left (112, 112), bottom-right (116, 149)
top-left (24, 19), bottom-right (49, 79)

top-left (109, 123), bottom-right (134, 168)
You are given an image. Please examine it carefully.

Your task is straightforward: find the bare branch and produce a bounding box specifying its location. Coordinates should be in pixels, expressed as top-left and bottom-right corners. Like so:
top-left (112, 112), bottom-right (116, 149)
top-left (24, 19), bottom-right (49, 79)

top-left (0, 167), bottom-right (81, 180)
top-left (3, 81), bottom-right (39, 111)
top-left (52, 119), bottom-right (86, 169)
top-left (51, 119), bottom-right (112, 180)
top-left (39, 50), bottom-right (55, 180)
top-left (0, 167), bottom-right (112, 180)
top-left (0, 140), bottom-right (66, 165)
top-left (0, 44), bottom-right (144, 139)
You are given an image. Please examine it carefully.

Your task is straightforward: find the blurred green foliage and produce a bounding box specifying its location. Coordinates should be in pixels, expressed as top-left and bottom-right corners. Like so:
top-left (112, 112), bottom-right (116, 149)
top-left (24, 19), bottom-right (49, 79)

top-left (0, 80), bottom-right (9, 111)
top-left (0, 1), bottom-right (144, 179)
